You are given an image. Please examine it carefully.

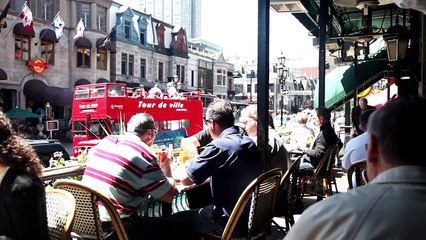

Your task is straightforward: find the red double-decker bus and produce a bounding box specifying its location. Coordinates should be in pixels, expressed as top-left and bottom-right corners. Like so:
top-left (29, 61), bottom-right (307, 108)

top-left (71, 83), bottom-right (203, 157)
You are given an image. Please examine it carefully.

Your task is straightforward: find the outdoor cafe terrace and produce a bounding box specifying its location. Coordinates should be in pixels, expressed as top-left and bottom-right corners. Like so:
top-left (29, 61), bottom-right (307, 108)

top-left (41, 148), bottom-right (350, 240)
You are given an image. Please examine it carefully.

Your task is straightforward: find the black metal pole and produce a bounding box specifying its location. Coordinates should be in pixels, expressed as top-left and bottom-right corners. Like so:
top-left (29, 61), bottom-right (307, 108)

top-left (318, 0), bottom-right (328, 107)
top-left (257, 0), bottom-right (270, 170)
top-left (250, 74), bottom-right (253, 103)
top-left (280, 93), bottom-right (284, 126)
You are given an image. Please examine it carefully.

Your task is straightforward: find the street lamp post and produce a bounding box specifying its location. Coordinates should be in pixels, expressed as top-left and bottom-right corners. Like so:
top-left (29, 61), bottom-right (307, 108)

top-left (276, 55), bottom-right (288, 127)
top-left (249, 70), bottom-right (255, 103)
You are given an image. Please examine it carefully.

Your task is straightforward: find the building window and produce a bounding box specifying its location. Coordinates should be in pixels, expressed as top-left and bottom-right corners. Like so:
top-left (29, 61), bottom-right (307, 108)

top-left (14, 35), bottom-right (30, 60)
top-left (28, 0), bottom-right (57, 21)
top-left (191, 70), bottom-right (194, 86)
top-left (40, 39), bottom-right (54, 65)
top-left (77, 2), bottom-right (91, 28)
top-left (158, 62), bottom-right (163, 82)
top-left (76, 46), bottom-right (91, 67)
top-left (124, 20), bottom-right (131, 39)
top-left (129, 54), bottom-right (134, 76)
top-left (139, 31), bottom-right (145, 45)
top-left (97, 48), bottom-right (107, 70)
top-left (140, 58), bottom-right (146, 79)
top-left (121, 53), bottom-right (127, 75)
top-left (156, 24), bottom-right (165, 49)
top-left (216, 69), bottom-right (226, 86)
top-left (176, 65), bottom-right (180, 82)
top-left (96, 7), bottom-right (106, 32)
top-left (176, 65), bottom-right (185, 82)
top-left (181, 66), bottom-right (185, 83)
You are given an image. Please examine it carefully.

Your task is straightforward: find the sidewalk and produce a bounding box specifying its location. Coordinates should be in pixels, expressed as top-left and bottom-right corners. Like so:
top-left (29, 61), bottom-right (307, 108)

top-left (271, 167), bottom-right (349, 239)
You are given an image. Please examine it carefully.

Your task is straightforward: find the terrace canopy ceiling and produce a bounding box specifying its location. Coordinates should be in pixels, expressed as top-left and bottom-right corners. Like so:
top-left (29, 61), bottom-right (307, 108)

top-left (271, 0), bottom-right (421, 108)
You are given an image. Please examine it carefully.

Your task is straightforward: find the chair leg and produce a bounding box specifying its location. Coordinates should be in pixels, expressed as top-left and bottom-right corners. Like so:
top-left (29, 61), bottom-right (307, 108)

top-left (299, 177), bottom-right (306, 199)
top-left (323, 179), bottom-right (332, 198)
top-left (333, 177), bottom-right (339, 193)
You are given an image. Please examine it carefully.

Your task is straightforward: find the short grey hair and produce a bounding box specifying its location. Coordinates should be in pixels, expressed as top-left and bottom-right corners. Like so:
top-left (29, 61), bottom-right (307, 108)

top-left (240, 104), bottom-right (257, 122)
top-left (127, 113), bottom-right (156, 135)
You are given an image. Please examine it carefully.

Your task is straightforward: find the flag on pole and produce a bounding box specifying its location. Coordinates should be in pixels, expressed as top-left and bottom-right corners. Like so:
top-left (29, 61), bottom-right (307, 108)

top-left (0, 0), bottom-right (11, 32)
top-left (99, 31), bottom-right (111, 48)
top-left (19, 2), bottom-right (33, 32)
top-left (73, 18), bottom-right (85, 39)
top-left (51, 13), bottom-right (64, 40)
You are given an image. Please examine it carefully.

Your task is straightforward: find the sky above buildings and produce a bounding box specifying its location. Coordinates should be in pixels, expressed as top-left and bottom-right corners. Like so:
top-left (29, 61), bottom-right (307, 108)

top-left (201, 0), bottom-right (319, 67)
top-left (114, 0), bottom-right (319, 68)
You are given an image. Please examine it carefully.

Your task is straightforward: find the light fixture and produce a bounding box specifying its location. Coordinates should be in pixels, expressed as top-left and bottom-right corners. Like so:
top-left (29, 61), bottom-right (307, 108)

top-left (277, 55), bottom-right (289, 84)
top-left (277, 54), bottom-right (289, 126)
top-left (270, 0), bottom-right (308, 13)
top-left (384, 16), bottom-right (409, 62)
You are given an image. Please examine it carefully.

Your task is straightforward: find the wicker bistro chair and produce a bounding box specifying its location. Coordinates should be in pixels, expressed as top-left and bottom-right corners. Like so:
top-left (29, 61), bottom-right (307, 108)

top-left (272, 156), bottom-right (302, 234)
top-left (347, 160), bottom-right (368, 189)
top-left (300, 142), bottom-right (340, 199)
top-left (45, 188), bottom-right (76, 240)
top-left (199, 168), bottom-right (282, 240)
top-left (53, 179), bottom-right (129, 240)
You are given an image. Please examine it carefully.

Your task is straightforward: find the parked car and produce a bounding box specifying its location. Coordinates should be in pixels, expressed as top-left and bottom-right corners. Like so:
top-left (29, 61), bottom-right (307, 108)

top-left (26, 139), bottom-right (71, 167)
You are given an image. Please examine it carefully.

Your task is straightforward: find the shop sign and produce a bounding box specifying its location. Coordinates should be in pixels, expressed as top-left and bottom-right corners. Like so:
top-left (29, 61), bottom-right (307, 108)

top-left (287, 90), bottom-right (313, 96)
top-left (28, 58), bottom-right (49, 74)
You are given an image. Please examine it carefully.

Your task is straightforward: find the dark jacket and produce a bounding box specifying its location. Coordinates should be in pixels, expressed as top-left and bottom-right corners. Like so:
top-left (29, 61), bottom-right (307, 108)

top-left (0, 168), bottom-right (49, 240)
top-left (351, 105), bottom-right (376, 136)
top-left (305, 122), bottom-right (340, 168)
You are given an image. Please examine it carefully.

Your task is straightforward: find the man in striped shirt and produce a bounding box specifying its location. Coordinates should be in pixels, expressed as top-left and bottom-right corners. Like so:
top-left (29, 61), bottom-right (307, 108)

top-left (82, 113), bottom-right (191, 239)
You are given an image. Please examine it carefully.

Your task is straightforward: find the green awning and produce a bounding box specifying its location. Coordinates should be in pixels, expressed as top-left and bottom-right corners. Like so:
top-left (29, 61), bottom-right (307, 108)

top-left (315, 55), bottom-right (390, 109)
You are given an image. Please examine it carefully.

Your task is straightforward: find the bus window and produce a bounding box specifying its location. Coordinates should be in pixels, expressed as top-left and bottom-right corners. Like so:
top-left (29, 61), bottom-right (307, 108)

top-left (73, 121), bottom-right (87, 137)
top-left (180, 119), bottom-right (190, 129)
top-left (108, 85), bottom-right (126, 97)
top-left (94, 86), bottom-right (106, 97)
top-left (88, 120), bottom-right (109, 137)
top-left (110, 120), bottom-right (127, 135)
top-left (75, 89), bottom-right (89, 99)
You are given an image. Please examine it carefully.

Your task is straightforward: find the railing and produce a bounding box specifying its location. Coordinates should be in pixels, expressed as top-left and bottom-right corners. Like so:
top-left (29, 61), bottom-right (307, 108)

top-left (41, 164), bottom-right (86, 183)
top-left (41, 163), bottom-right (192, 217)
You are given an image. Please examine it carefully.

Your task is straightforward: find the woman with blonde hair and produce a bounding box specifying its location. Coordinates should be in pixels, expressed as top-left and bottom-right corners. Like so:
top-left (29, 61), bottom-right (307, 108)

top-left (0, 111), bottom-right (49, 239)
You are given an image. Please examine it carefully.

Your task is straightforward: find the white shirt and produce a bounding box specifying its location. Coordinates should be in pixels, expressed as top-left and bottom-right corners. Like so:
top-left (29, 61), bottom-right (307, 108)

top-left (285, 166), bottom-right (426, 240)
top-left (342, 131), bottom-right (369, 171)
top-left (290, 124), bottom-right (315, 149)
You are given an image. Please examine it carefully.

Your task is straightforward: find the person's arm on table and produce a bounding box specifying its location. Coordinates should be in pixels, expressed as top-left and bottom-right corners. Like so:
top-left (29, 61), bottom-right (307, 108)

top-left (157, 150), bottom-right (178, 203)
top-left (158, 177), bottom-right (176, 203)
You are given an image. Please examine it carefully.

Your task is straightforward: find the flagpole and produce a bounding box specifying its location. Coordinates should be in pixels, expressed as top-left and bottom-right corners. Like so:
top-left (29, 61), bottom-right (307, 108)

top-left (5, 1), bottom-right (27, 38)
top-left (4, 15), bottom-right (17, 38)
top-left (36, 11), bottom-right (60, 45)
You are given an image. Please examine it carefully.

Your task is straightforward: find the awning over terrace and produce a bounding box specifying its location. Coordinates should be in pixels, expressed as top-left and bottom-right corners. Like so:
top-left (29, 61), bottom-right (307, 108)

top-left (314, 56), bottom-right (390, 109)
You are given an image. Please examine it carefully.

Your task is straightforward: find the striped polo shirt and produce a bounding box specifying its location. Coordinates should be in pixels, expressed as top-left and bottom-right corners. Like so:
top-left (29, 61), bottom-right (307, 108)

top-left (82, 133), bottom-right (172, 221)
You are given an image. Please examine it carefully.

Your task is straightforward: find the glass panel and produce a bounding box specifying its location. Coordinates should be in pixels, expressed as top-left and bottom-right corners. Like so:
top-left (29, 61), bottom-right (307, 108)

top-left (76, 47), bottom-right (83, 67)
top-left (96, 7), bottom-right (106, 31)
top-left (77, 2), bottom-right (91, 28)
top-left (41, 40), bottom-right (55, 65)
top-left (140, 58), bottom-right (146, 78)
top-left (84, 48), bottom-right (90, 67)
top-left (124, 20), bottom-right (131, 39)
top-left (108, 85), bottom-right (126, 97)
top-left (73, 121), bottom-right (87, 137)
top-left (75, 88), bottom-right (89, 99)
top-left (41, 0), bottom-right (53, 20)
top-left (129, 54), bottom-right (134, 76)
top-left (158, 62), bottom-right (163, 81)
top-left (121, 53), bottom-right (127, 75)
top-left (97, 48), bottom-right (107, 70)
top-left (76, 47), bottom-right (90, 67)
